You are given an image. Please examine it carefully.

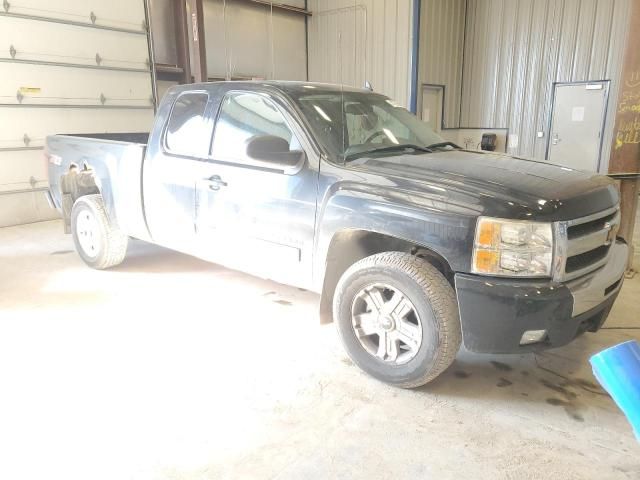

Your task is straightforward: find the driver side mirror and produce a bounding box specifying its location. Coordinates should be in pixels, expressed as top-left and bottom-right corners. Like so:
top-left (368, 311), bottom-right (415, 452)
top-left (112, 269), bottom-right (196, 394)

top-left (245, 135), bottom-right (304, 170)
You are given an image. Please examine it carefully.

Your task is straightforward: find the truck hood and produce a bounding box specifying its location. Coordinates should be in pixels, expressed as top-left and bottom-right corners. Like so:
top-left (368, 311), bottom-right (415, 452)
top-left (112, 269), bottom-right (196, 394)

top-left (346, 150), bottom-right (618, 221)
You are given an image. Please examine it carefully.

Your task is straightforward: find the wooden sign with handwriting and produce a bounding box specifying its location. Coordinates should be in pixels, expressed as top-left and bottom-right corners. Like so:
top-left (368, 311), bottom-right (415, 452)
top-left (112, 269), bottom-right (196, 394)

top-left (609, 3), bottom-right (640, 175)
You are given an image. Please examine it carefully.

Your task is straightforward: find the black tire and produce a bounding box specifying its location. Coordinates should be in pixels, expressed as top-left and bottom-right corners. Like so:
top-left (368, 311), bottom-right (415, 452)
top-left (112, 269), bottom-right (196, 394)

top-left (333, 252), bottom-right (461, 388)
top-left (70, 194), bottom-right (128, 269)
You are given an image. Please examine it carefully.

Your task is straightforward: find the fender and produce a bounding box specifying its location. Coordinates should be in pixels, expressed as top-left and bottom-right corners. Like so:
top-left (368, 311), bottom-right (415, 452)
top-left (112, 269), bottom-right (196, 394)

top-left (312, 180), bottom-right (479, 292)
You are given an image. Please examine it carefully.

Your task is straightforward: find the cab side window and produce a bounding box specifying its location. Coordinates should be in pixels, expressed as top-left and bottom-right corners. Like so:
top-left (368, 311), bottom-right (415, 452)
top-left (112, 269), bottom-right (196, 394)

top-left (211, 92), bottom-right (301, 164)
top-left (165, 93), bottom-right (210, 157)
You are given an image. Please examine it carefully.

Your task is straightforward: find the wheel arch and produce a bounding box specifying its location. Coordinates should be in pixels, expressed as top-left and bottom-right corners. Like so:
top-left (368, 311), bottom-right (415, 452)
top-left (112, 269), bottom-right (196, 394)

top-left (59, 164), bottom-right (102, 233)
top-left (318, 229), bottom-right (455, 324)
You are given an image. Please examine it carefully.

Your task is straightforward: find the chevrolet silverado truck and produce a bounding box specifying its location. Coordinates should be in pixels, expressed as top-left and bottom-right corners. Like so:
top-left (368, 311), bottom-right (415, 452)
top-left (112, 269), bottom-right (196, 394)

top-left (46, 81), bottom-right (628, 388)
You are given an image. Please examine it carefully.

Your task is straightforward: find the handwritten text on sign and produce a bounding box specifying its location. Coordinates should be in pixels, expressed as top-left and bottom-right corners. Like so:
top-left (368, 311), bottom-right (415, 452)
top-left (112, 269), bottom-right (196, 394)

top-left (614, 71), bottom-right (640, 152)
top-left (609, 0), bottom-right (640, 175)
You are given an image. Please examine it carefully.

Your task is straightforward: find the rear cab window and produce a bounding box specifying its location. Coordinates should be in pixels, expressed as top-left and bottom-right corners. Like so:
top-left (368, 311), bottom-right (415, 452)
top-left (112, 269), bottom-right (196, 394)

top-left (165, 92), bottom-right (211, 157)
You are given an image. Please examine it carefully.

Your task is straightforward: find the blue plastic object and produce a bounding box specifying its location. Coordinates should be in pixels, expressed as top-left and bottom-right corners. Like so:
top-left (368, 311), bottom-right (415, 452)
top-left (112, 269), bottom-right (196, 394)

top-left (590, 341), bottom-right (640, 440)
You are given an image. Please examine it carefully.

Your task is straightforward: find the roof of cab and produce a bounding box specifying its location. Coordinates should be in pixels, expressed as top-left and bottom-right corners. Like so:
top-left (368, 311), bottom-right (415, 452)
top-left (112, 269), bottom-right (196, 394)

top-left (170, 80), bottom-right (374, 96)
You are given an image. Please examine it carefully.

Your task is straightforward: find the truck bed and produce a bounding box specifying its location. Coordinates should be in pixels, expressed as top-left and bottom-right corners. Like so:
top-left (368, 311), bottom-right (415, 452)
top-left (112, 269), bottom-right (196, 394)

top-left (46, 131), bottom-right (152, 242)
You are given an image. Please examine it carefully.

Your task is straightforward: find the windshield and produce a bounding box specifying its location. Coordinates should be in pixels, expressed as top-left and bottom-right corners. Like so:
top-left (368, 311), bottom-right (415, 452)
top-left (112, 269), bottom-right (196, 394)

top-left (290, 90), bottom-right (445, 162)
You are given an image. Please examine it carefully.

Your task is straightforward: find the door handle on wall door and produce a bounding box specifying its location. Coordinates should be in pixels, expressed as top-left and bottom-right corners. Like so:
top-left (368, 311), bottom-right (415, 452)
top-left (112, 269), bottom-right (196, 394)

top-left (204, 175), bottom-right (227, 190)
top-left (552, 133), bottom-right (560, 145)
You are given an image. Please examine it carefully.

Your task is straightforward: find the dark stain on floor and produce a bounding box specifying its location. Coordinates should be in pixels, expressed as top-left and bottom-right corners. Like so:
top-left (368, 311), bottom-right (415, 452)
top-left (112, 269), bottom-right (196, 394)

top-left (274, 299), bottom-right (293, 306)
top-left (496, 377), bottom-right (512, 387)
top-left (490, 361), bottom-right (513, 372)
top-left (51, 250), bottom-right (73, 255)
top-left (454, 370), bottom-right (470, 379)
top-left (262, 291), bottom-right (277, 296)
top-left (573, 378), bottom-right (605, 394)
top-left (545, 382), bottom-right (586, 422)
top-left (568, 411), bottom-right (585, 422)
top-left (540, 379), bottom-right (578, 399)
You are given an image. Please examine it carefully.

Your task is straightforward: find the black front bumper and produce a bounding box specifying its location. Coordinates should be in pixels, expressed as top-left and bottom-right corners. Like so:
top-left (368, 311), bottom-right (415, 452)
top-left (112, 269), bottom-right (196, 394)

top-left (454, 273), bottom-right (621, 354)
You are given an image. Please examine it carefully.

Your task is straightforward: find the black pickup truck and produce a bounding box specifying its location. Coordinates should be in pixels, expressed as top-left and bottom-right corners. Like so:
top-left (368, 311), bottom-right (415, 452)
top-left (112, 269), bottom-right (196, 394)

top-left (46, 81), bottom-right (627, 387)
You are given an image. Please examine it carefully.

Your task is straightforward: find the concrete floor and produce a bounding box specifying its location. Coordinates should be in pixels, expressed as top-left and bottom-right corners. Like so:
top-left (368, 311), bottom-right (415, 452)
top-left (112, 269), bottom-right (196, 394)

top-left (1, 220), bottom-right (639, 480)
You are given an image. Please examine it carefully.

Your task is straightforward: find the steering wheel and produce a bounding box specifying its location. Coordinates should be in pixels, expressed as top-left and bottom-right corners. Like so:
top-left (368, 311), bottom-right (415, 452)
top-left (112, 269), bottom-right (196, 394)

top-left (364, 130), bottom-right (387, 144)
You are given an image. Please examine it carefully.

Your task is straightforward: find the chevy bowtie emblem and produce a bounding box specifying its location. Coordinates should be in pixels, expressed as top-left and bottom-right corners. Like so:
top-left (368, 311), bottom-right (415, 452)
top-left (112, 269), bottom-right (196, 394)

top-left (604, 222), bottom-right (618, 245)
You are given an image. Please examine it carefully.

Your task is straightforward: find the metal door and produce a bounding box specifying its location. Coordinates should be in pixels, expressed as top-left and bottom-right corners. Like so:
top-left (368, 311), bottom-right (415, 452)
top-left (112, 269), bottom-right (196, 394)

top-left (143, 92), bottom-right (214, 250)
top-left (547, 82), bottom-right (608, 171)
top-left (194, 92), bottom-right (319, 288)
top-left (421, 86), bottom-right (443, 132)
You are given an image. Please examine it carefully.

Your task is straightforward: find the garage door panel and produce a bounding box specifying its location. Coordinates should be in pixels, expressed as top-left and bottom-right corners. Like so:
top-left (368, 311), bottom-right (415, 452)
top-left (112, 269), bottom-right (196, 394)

top-left (0, 190), bottom-right (58, 227)
top-left (0, 16), bottom-right (150, 69)
top-left (0, 0), bottom-right (153, 224)
top-left (1, 63), bottom-right (153, 107)
top-left (0, 150), bottom-right (49, 189)
top-left (4, 0), bottom-right (147, 32)
top-left (0, 108), bottom-right (153, 150)
top-left (273, 11), bottom-right (307, 80)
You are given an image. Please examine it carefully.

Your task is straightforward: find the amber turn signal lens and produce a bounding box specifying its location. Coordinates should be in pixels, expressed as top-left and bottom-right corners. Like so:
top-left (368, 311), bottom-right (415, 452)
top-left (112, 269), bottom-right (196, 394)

top-left (474, 249), bottom-right (499, 273)
top-left (477, 221), bottom-right (498, 247)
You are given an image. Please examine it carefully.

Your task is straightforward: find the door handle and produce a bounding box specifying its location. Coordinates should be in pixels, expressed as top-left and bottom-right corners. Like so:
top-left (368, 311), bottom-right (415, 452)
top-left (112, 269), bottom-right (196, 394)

top-left (552, 133), bottom-right (561, 145)
top-left (204, 175), bottom-right (227, 190)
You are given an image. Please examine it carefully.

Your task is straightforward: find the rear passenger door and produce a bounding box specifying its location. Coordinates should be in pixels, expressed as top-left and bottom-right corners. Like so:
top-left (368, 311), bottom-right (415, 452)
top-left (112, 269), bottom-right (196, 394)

top-left (143, 91), bottom-right (214, 250)
top-left (194, 91), bottom-right (319, 288)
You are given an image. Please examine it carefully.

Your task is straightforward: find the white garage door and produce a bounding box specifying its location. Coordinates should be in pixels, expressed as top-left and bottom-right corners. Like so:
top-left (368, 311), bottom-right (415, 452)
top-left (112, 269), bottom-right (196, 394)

top-left (0, 0), bottom-right (155, 227)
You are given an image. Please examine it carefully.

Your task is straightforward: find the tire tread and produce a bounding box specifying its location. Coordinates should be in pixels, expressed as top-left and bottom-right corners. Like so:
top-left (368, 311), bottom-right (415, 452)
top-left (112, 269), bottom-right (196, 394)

top-left (72, 194), bottom-right (127, 269)
top-left (334, 252), bottom-right (462, 388)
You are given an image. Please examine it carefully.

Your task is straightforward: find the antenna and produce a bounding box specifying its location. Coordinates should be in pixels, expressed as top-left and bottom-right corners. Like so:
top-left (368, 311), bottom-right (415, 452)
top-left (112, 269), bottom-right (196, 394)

top-left (338, 32), bottom-right (346, 162)
top-left (364, 80), bottom-right (373, 91)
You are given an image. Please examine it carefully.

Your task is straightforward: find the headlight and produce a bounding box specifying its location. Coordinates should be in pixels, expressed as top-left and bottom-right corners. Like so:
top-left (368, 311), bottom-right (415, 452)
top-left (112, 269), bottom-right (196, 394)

top-left (472, 217), bottom-right (553, 277)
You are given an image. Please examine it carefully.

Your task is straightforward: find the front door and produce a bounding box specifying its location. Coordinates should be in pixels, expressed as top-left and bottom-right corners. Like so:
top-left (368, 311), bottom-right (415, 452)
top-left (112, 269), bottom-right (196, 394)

top-left (194, 91), bottom-right (318, 288)
top-left (548, 82), bottom-right (608, 171)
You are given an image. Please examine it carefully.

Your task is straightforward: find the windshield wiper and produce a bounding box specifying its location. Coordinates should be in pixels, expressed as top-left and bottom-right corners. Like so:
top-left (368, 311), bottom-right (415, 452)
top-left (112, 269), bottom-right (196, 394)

top-left (425, 141), bottom-right (461, 150)
top-left (344, 144), bottom-right (433, 162)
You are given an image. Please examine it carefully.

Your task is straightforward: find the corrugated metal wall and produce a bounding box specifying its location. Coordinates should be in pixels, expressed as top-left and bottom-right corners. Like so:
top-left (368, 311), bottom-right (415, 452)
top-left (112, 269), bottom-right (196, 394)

top-left (307, 0), bottom-right (413, 107)
top-left (202, 0), bottom-right (307, 81)
top-left (418, 0), bottom-right (466, 128)
top-left (460, 0), bottom-right (631, 168)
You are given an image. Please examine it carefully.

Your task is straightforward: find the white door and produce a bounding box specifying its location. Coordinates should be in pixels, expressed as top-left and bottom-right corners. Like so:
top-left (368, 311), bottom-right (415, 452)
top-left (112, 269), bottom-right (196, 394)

top-left (547, 82), bottom-right (608, 171)
top-left (421, 86), bottom-right (443, 132)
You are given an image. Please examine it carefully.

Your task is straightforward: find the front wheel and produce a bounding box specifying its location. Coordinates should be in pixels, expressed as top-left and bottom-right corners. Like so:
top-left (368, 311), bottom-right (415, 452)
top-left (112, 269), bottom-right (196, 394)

top-left (71, 194), bottom-right (128, 269)
top-left (333, 252), bottom-right (461, 388)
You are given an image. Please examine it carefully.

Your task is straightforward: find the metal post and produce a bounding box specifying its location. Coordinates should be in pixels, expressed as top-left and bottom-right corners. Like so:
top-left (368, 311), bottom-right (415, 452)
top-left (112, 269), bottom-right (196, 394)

top-left (143, 0), bottom-right (158, 110)
top-left (408, 0), bottom-right (421, 113)
top-left (174, 0), bottom-right (192, 84)
top-left (186, 0), bottom-right (208, 83)
top-left (608, 0), bottom-right (640, 273)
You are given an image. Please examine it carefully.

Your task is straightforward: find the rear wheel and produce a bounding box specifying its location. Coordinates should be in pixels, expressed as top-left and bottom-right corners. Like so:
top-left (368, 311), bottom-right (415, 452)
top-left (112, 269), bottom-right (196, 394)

top-left (333, 252), bottom-right (461, 388)
top-left (71, 194), bottom-right (128, 269)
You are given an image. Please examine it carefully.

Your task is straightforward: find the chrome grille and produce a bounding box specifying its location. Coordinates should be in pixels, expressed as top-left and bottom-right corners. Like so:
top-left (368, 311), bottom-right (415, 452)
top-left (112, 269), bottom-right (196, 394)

top-left (553, 206), bottom-right (620, 282)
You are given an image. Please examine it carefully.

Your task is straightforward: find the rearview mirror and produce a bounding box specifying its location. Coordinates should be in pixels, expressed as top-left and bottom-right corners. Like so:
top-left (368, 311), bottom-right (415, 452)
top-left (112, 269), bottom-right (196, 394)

top-left (245, 135), bottom-right (304, 169)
